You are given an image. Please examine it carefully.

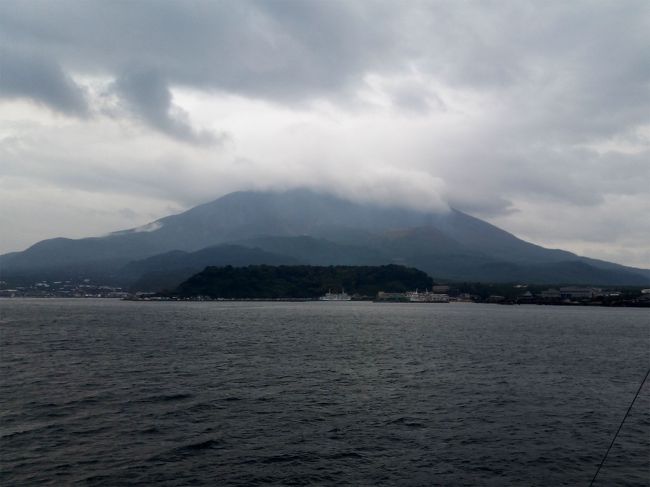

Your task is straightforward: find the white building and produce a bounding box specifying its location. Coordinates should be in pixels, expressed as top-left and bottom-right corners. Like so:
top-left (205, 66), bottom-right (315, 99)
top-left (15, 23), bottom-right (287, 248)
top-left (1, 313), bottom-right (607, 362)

top-left (559, 287), bottom-right (601, 299)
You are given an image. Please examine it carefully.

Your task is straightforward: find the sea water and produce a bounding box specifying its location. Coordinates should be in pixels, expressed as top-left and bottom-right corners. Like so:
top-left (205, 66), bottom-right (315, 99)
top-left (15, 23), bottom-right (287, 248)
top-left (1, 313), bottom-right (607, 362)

top-left (1, 299), bottom-right (648, 485)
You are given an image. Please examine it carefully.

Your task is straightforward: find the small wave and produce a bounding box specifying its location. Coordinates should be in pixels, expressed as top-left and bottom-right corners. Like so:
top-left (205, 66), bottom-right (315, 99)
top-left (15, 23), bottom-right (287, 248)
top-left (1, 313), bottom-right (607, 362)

top-left (134, 393), bottom-right (194, 404)
top-left (327, 451), bottom-right (363, 460)
top-left (147, 438), bottom-right (224, 462)
top-left (261, 453), bottom-right (316, 464)
top-left (386, 417), bottom-right (426, 428)
top-left (24, 401), bottom-right (59, 409)
top-left (182, 439), bottom-right (223, 451)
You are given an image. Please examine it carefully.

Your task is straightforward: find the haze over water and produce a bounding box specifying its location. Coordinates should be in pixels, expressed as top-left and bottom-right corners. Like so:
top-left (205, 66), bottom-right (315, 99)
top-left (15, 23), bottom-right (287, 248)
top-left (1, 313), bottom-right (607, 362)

top-left (1, 299), bottom-right (648, 486)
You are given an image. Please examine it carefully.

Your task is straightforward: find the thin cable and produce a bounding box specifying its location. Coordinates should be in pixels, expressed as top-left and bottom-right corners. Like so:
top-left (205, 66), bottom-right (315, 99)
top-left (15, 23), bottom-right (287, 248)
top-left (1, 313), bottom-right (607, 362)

top-left (588, 367), bottom-right (650, 487)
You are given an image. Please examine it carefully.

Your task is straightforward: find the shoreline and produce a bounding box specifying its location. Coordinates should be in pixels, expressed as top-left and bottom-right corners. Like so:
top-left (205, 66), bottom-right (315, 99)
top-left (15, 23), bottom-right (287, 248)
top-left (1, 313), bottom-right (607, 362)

top-left (2, 296), bottom-right (646, 307)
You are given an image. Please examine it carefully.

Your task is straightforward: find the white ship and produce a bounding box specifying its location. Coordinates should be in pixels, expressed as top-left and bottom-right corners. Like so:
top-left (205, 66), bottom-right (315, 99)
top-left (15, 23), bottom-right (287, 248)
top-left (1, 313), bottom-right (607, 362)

top-left (406, 289), bottom-right (450, 303)
top-left (319, 289), bottom-right (352, 301)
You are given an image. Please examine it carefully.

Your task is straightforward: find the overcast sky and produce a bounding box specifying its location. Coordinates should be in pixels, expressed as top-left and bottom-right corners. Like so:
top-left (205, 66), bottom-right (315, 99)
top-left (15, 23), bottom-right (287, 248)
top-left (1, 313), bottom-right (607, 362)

top-left (1, 0), bottom-right (649, 267)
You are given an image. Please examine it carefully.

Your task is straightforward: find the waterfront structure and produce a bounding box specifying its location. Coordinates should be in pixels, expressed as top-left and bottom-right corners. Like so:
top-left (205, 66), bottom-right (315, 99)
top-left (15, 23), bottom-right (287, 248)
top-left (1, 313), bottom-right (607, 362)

top-left (559, 287), bottom-right (602, 299)
top-left (406, 290), bottom-right (450, 303)
top-left (319, 289), bottom-right (351, 301)
top-left (540, 288), bottom-right (561, 299)
top-left (376, 290), bottom-right (449, 303)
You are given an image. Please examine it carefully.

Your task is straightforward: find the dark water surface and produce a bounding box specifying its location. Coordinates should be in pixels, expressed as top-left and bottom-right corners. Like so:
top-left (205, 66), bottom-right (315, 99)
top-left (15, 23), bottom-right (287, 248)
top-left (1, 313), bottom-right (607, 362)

top-left (1, 299), bottom-right (648, 486)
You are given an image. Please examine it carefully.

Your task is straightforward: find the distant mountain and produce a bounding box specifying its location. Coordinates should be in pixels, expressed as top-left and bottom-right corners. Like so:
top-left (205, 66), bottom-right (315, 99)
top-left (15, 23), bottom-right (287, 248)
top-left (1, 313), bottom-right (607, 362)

top-left (2, 189), bottom-right (649, 287)
top-left (123, 244), bottom-right (299, 292)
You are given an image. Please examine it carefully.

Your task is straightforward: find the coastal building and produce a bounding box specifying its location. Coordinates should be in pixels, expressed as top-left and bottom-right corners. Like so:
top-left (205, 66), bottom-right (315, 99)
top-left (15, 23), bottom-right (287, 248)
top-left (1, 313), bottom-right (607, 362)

top-left (456, 293), bottom-right (475, 302)
top-left (602, 290), bottom-right (621, 297)
top-left (518, 291), bottom-right (534, 304)
top-left (540, 288), bottom-right (561, 299)
top-left (559, 287), bottom-right (602, 299)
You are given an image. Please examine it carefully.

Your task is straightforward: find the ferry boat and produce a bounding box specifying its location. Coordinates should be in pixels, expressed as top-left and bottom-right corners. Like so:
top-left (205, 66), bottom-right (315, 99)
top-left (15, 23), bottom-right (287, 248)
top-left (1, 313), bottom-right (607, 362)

top-left (406, 290), bottom-right (450, 303)
top-left (319, 289), bottom-right (352, 301)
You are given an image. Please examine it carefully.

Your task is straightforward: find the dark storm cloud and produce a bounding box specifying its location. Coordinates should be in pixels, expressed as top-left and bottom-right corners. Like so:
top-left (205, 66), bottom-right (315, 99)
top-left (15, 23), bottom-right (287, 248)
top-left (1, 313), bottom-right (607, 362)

top-left (0, 0), bottom-right (394, 138)
top-left (0, 0), bottom-right (386, 98)
top-left (0, 49), bottom-right (87, 115)
top-left (113, 68), bottom-right (218, 144)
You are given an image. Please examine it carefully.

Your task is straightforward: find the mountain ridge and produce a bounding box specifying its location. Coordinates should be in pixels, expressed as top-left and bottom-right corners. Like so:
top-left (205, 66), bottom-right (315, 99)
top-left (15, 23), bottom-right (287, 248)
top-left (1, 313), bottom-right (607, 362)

top-left (2, 189), bottom-right (648, 287)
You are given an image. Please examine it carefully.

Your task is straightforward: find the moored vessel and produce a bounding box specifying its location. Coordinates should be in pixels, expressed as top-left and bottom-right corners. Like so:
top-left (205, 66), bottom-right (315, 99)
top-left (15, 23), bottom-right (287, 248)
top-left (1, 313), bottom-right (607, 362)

top-left (319, 289), bottom-right (351, 301)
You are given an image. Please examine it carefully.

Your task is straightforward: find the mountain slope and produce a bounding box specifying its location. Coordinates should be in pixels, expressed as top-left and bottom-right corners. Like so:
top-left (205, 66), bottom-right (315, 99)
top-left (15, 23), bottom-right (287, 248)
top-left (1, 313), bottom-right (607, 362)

top-left (124, 244), bottom-right (299, 292)
top-left (235, 236), bottom-right (387, 266)
top-left (2, 189), bottom-right (648, 285)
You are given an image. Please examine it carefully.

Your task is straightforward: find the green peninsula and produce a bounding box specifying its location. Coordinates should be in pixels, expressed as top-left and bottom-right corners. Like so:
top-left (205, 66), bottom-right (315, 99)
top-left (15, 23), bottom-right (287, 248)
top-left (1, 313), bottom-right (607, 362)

top-left (174, 264), bottom-right (433, 299)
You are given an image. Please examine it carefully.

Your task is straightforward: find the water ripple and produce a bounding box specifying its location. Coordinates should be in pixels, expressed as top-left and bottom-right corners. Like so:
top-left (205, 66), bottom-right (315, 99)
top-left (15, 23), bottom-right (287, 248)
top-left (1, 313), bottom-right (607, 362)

top-left (1, 299), bottom-right (648, 486)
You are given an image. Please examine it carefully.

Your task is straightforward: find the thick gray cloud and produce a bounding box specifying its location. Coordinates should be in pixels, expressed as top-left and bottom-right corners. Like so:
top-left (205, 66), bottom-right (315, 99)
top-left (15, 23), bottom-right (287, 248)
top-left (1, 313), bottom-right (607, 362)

top-left (0, 0), bottom-right (649, 266)
top-left (113, 68), bottom-right (218, 144)
top-left (1, 1), bottom-right (647, 139)
top-left (0, 0), bottom-right (395, 139)
top-left (0, 49), bottom-right (87, 115)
